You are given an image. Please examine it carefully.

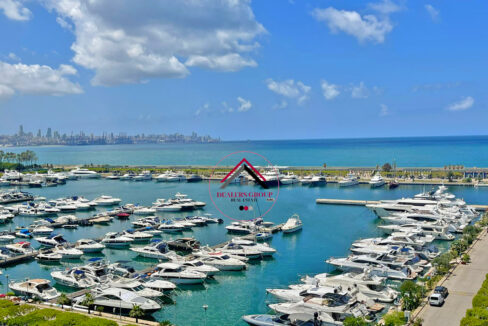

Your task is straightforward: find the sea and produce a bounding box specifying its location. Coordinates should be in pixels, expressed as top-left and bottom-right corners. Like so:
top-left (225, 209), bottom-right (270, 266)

top-left (4, 135), bottom-right (488, 167)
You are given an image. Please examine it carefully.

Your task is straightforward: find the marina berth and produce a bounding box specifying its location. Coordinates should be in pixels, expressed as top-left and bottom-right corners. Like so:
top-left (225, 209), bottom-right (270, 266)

top-left (9, 278), bottom-right (60, 301)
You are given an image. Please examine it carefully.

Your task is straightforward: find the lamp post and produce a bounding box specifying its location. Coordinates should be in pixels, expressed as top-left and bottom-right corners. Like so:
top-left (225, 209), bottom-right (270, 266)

top-left (202, 304), bottom-right (208, 326)
top-left (119, 291), bottom-right (122, 319)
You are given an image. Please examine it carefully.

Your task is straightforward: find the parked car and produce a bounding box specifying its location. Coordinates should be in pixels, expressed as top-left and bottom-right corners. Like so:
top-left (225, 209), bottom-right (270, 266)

top-left (434, 286), bottom-right (449, 298)
top-left (429, 293), bottom-right (445, 306)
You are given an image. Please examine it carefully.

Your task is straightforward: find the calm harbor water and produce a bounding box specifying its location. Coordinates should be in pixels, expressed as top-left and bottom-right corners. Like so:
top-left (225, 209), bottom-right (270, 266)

top-left (0, 179), bottom-right (486, 325)
top-left (5, 135), bottom-right (488, 167)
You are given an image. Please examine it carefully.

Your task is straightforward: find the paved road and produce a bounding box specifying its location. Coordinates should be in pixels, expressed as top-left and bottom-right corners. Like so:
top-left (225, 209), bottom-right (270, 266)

top-left (417, 231), bottom-right (488, 325)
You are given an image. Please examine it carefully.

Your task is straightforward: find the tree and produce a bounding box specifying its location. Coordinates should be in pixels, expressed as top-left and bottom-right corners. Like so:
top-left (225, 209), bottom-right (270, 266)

top-left (96, 305), bottom-right (104, 316)
top-left (382, 162), bottom-right (392, 172)
top-left (56, 293), bottom-right (71, 309)
top-left (343, 316), bottom-right (368, 326)
top-left (129, 304), bottom-right (144, 323)
top-left (447, 171), bottom-right (454, 182)
top-left (400, 280), bottom-right (425, 311)
top-left (81, 293), bottom-right (94, 314)
top-left (384, 311), bottom-right (406, 326)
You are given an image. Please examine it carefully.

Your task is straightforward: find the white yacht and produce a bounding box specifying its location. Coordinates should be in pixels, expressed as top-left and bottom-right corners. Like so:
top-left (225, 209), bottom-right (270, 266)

top-left (101, 232), bottom-right (134, 248)
top-left (369, 173), bottom-right (385, 188)
top-left (226, 222), bottom-right (255, 234)
top-left (158, 221), bottom-right (186, 233)
top-left (143, 280), bottom-right (177, 293)
top-left (133, 207), bottom-right (156, 216)
top-left (165, 257), bottom-right (220, 276)
top-left (152, 262), bottom-right (207, 284)
top-left (53, 245), bottom-right (84, 259)
top-left (103, 276), bottom-right (163, 298)
top-left (282, 214), bottom-right (303, 233)
top-left (280, 173), bottom-right (299, 185)
top-left (267, 284), bottom-right (346, 303)
top-left (31, 226), bottom-right (54, 236)
top-left (122, 230), bottom-right (153, 242)
top-left (51, 268), bottom-right (97, 288)
top-left (231, 238), bottom-right (277, 257)
top-left (130, 241), bottom-right (172, 259)
top-left (300, 175), bottom-right (313, 185)
top-left (310, 175), bottom-right (327, 186)
top-left (221, 242), bottom-right (262, 260)
top-left (69, 168), bottom-right (100, 179)
top-left (9, 279), bottom-right (60, 301)
top-left (92, 195), bottom-right (122, 206)
top-left (133, 170), bottom-right (152, 181)
top-left (75, 239), bottom-right (105, 253)
top-left (35, 234), bottom-right (68, 247)
top-left (338, 173), bottom-right (359, 187)
top-left (195, 252), bottom-right (247, 271)
top-left (36, 251), bottom-right (62, 262)
top-left (378, 223), bottom-right (455, 240)
top-left (88, 288), bottom-right (161, 314)
top-left (6, 241), bottom-right (35, 254)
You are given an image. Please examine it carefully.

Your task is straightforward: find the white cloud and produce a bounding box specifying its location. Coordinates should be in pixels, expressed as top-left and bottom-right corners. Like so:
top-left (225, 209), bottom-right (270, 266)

top-left (351, 81), bottom-right (370, 98)
top-left (312, 7), bottom-right (393, 43)
top-left (7, 52), bottom-right (20, 61)
top-left (379, 104), bottom-right (389, 116)
top-left (266, 78), bottom-right (311, 105)
top-left (368, 0), bottom-right (404, 15)
top-left (237, 97), bottom-right (252, 112)
top-left (446, 96), bottom-right (474, 111)
top-left (0, 61), bottom-right (83, 98)
top-left (320, 80), bottom-right (340, 100)
top-left (194, 103), bottom-right (210, 116)
top-left (0, 0), bottom-right (31, 21)
top-left (273, 100), bottom-right (288, 110)
top-left (425, 4), bottom-right (439, 21)
top-left (56, 16), bottom-right (73, 30)
top-left (44, 0), bottom-right (265, 86)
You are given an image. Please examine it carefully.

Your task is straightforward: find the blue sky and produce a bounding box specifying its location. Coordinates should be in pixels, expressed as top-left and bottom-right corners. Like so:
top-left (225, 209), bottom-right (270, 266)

top-left (0, 0), bottom-right (486, 140)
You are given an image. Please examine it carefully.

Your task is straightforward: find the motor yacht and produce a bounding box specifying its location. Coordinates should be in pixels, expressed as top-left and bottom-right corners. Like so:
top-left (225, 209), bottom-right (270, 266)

top-left (79, 258), bottom-right (110, 282)
top-left (231, 238), bottom-right (277, 257)
top-left (51, 268), bottom-right (97, 288)
top-left (255, 232), bottom-right (273, 241)
top-left (378, 223), bottom-right (455, 240)
top-left (120, 172), bottom-right (136, 180)
top-left (195, 252), bottom-right (247, 271)
top-left (242, 312), bottom-right (341, 326)
top-left (35, 234), bottom-right (68, 247)
top-left (310, 175), bottom-right (327, 186)
top-left (158, 221), bottom-right (185, 233)
top-left (300, 175), bottom-right (313, 185)
top-left (9, 279), bottom-right (60, 301)
top-left (167, 237), bottom-right (201, 252)
top-left (133, 170), bottom-right (152, 181)
top-left (221, 242), bottom-right (262, 260)
top-left (36, 250), bottom-right (62, 262)
top-left (122, 230), bottom-right (153, 242)
top-left (15, 229), bottom-right (32, 238)
top-left (152, 262), bottom-right (206, 284)
top-left (92, 195), bottom-right (122, 206)
top-left (69, 168), bottom-right (100, 179)
top-left (0, 234), bottom-right (15, 243)
top-left (6, 241), bottom-right (35, 254)
top-left (0, 247), bottom-right (17, 259)
top-left (267, 284), bottom-right (347, 303)
top-left (130, 241), bottom-right (172, 259)
top-left (338, 173), bottom-right (359, 187)
top-left (369, 173), bottom-right (385, 188)
top-left (133, 207), bottom-right (156, 216)
top-left (143, 279), bottom-right (177, 293)
top-left (75, 239), bottom-right (105, 253)
top-left (226, 222), bottom-right (255, 234)
top-left (282, 214), bottom-right (302, 233)
top-left (352, 232), bottom-right (433, 251)
top-left (280, 173), bottom-right (299, 185)
top-left (87, 288), bottom-right (161, 314)
top-left (53, 245), bottom-right (83, 259)
top-left (32, 226), bottom-right (54, 236)
top-left (103, 276), bottom-right (163, 298)
top-left (165, 256), bottom-right (220, 276)
top-left (101, 232), bottom-right (134, 248)
top-left (107, 260), bottom-right (136, 277)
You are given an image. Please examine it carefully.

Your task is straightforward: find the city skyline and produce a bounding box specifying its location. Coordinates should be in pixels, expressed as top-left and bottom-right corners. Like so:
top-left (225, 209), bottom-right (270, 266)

top-left (0, 1), bottom-right (487, 140)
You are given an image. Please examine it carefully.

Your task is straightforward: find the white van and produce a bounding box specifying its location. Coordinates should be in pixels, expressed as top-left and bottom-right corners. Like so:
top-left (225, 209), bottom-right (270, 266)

top-left (429, 293), bottom-right (444, 306)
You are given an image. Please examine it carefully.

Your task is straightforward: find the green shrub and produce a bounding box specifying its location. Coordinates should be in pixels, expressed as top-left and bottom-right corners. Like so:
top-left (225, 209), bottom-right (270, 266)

top-left (384, 311), bottom-right (406, 326)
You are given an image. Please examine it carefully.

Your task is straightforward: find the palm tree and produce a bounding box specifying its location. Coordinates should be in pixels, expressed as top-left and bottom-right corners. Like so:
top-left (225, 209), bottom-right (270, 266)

top-left (81, 293), bottom-right (94, 314)
top-left (57, 293), bottom-right (72, 309)
top-left (129, 304), bottom-right (145, 323)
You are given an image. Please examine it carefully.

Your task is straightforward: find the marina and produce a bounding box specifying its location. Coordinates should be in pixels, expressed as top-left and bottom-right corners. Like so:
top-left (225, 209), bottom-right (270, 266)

top-left (0, 175), bottom-right (486, 325)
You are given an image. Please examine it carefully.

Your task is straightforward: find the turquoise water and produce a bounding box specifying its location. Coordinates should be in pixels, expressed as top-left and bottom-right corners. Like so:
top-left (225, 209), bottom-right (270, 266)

top-left (0, 179), bottom-right (486, 325)
top-left (5, 135), bottom-right (488, 167)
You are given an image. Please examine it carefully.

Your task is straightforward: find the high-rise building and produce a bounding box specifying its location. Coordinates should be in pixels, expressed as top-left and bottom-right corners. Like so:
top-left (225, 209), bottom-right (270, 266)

top-left (18, 125), bottom-right (24, 136)
top-left (46, 128), bottom-right (52, 138)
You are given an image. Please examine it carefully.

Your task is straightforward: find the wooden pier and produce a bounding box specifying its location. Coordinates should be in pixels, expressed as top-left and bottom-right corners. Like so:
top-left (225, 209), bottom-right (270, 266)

top-left (316, 198), bottom-right (488, 211)
top-left (0, 251), bottom-right (38, 267)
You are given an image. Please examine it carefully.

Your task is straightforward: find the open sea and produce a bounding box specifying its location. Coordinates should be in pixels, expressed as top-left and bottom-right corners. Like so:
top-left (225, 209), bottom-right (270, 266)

top-left (4, 135), bottom-right (488, 167)
top-left (0, 179), bottom-right (487, 326)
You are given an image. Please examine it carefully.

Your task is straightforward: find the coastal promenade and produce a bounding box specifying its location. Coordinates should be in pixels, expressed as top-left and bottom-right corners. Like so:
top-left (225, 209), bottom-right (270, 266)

top-left (415, 230), bottom-right (488, 325)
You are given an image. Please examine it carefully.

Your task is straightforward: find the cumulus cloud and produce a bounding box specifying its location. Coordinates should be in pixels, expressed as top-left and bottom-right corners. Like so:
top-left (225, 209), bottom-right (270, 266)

top-left (368, 0), bottom-right (404, 15)
top-left (425, 4), bottom-right (439, 21)
top-left (312, 7), bottom-right (393, 43)
top-left (7, 52), bottom-right (20, 61)
top-left (0, 0), bottom-right (31, 21)
top-left (0, 61), bottom-right (83, 98)
top-left (195, 103), bottom-right (210, 116)
top-left (43, 0), bottom-right (265, 86)
top-left (351, 82), bottom-right (370, 98)
top-left (266, 78), bottom-right (311, 105)
top-left (320, 80), bottom-right (340, 100)
top-left (379, 104), bottom-right (389, 116)
top-left (446, 96), bottom-right (474, 111)
top-left (273, 100), bottom-right (288, 110)
top-left (237, 97), bottom-right (252, 112)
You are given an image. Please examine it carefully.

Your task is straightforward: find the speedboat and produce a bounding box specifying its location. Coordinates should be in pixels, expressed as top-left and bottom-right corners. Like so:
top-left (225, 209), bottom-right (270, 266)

top-left (231, 238), bottom-right (277, 257)
top-left (338, 173), bottom-right (359, 187)
top-left (89, 288), bottom-right (161, 314)
top-left (167, 237), bottom-right (201, 252)
top-left (53, 245), bottom-right (83, 259)
top-left (0, 234), bottom-right (16, 243)
top-left (6, 241), bottom-right (35, 254)
top-left (92, 195), bottom-right (122, 206)
top-left (133, 207), bottom-right (156, 216)
top-left (165, 257), bottom-right (220, 276)
top-left (158, 221), bottom-right (185, 233)
top-left (0, 247), bottom-right (17, 259)
top-left (122, 230), bottom-right (153, 242)
top-left (75, 239), bottom-right (105, 253)
top-left (69, 168), bottom-right (100, 179)
top-left (32, 226), bottom-right (54, 236)
top-left (130, 241), bottom-right (172, 259)
top-left (15, 229), bottom-right (32, 238)
top-left (36, 250), bottom-right (62, 262)
top-left (282, 214), bottom-right (302, 233)
top-left (196, 252), bottom-right (247, 271)
top-left (35, 234), bottom-right (68, 248)
top-left (51, 268), bottom-right (97, 288)
top-left (143, 279), bottom-right (177, 293)
top-left (153, 262), bottom-right (207, 284)
top-left (221, 243), bottom-right (262, 260)
top-left (255, 232), bottom-right (273, 241)
top-left (226, 222), bottom-right (255, 234)
top-left (9, 279), bottom-right (60, 301)
top-left (369, 173), bottom-right (385, 188)
top-left (103, 276), bottom-right (163, 298)
top-left (79, 258), bottom-right (110, 282)
top-left (101, 232), bottom-right (134, 248)
top-left (242, 312), bottom-right (341, 326)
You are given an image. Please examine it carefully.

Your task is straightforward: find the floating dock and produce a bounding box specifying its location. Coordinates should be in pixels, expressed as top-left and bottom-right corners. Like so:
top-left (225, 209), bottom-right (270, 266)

top-left (316, 198), bottom-right (488, 211)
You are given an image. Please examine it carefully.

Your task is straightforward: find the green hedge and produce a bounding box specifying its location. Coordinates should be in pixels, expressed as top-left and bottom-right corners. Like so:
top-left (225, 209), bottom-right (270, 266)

top-left (461, 274), bottom-right (488, 325)
top-left (0, 300), bottom-right (118, 326)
